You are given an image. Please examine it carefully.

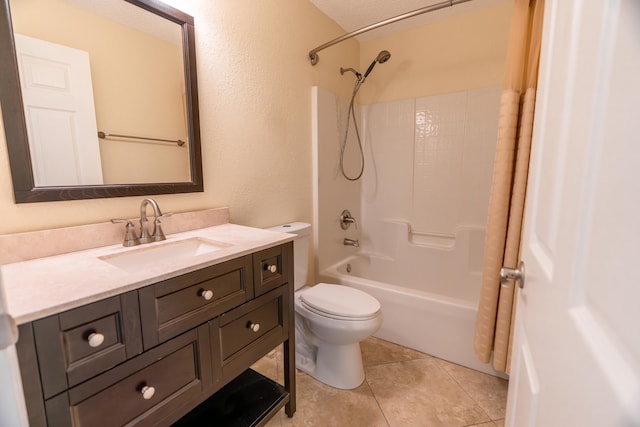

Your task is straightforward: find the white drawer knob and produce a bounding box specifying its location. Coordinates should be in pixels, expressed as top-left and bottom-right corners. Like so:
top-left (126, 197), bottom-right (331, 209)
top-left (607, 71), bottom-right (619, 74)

top-left (265, 264), bottom-right (277, 273)
top-left (248, 322), bottom-right (260, 333)
top-left (200, 289), bottom-right (214, 300)
top-left (141, 385), bottom-right (156, 400)
top-left (87, 332), bottom-right (105, 348)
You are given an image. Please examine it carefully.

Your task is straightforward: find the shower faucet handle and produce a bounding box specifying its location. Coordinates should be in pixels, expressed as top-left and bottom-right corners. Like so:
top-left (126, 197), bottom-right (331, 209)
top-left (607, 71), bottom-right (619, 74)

top-left (340, 210), bottom-right (357, 230)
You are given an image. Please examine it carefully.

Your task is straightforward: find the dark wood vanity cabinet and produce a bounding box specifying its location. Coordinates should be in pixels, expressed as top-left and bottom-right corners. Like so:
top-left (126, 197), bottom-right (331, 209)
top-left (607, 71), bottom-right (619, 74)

top-left (16, 242), bottom-right (295, 427)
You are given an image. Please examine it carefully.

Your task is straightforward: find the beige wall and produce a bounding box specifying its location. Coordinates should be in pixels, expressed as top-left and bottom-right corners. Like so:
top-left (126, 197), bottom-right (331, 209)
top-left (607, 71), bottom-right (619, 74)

top-left (358, 0), bottom-right (512, 105)
top-left (0, 0), bottom-right (357, 234)
top-left (0, 0), bottom-right (510, 235)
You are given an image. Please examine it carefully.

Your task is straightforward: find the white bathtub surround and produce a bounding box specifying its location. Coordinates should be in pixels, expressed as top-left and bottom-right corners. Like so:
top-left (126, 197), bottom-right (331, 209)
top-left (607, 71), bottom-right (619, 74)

top-left (312, 87), bottom-right (362, 273)
top-left (360, 86), bottom-right (500, 248)
top-left (314, 86), bottom-right (502, 376)
top-left (331, 224), bottom-right (485, 302)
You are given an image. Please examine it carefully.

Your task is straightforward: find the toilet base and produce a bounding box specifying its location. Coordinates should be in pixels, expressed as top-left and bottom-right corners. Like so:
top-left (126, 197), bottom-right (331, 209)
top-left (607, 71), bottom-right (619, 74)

top-left (298, 341), bottom-right (365, 390)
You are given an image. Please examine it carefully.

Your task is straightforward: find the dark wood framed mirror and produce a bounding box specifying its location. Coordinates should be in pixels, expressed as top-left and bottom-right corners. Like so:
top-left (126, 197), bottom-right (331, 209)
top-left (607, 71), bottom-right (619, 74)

top-left (0, 0), bottom-right (203, 203)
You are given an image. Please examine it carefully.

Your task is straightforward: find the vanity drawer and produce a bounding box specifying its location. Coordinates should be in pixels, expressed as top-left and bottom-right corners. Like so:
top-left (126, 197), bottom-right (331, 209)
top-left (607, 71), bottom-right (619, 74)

top-left (220, 294), bottom-right (279, 359)
top-left (252, 243), bottom-right (292, 296)
top-left (32, 292), bottom-right (142, 399)
top-left (44, 325), bottom-right (212, 427)
top-left (212, 285), bottom-right (289, 384)
top-left (139, 255), bottom-right (253, 349)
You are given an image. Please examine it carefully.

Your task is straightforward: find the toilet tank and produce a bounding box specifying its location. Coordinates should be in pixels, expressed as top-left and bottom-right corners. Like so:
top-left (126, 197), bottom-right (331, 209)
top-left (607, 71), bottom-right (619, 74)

top-left (266, 222), bottom-right (311, 291)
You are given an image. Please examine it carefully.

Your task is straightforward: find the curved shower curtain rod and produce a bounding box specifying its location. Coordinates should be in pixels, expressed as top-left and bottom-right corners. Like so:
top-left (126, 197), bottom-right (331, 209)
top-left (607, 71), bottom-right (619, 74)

top-left (309, 0), bottom-right (473, 65)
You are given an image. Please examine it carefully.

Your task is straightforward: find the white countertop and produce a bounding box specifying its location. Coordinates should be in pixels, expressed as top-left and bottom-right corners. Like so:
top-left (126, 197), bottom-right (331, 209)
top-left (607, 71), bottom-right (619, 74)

top-left (1, 223), bottom-right (293, 325)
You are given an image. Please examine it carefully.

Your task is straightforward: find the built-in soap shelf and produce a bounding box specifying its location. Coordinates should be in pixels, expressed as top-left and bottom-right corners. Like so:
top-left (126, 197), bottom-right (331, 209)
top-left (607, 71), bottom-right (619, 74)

top-left (382, 219), bottom-right (457, 249)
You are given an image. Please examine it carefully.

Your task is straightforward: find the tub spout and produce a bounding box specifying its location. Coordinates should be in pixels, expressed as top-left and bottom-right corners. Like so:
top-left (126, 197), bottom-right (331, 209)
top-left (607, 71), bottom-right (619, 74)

top-left (344, 238), bottom-right (359, 247)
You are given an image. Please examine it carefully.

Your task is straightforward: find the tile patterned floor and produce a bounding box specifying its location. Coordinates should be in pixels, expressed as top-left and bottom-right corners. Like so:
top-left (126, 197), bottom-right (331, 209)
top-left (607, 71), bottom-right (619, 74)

top-left (251, 337), bottom-right (508, 427)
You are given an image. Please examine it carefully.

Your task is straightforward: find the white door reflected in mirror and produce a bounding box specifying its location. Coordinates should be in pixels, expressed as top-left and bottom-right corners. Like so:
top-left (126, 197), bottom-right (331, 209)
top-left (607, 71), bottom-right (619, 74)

top-left (15, 34), bottom-right (103, 186)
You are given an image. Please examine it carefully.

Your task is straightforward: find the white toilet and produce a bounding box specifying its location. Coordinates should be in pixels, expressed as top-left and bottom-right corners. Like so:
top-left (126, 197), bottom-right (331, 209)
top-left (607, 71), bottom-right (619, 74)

top-left (268, 222), bottom-right (382, 389)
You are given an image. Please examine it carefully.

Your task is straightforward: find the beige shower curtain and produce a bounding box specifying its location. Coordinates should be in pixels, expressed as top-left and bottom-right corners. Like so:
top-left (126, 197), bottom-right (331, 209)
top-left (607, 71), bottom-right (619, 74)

top-left (473, 0), bottom-right (544, 374)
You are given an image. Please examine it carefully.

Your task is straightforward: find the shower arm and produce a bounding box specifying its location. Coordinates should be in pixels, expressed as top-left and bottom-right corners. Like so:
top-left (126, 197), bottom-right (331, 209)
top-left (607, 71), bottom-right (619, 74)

top-left (308, 0), bottom-right (472, 65)
top-left (340, 67), bottom-right (362, 79)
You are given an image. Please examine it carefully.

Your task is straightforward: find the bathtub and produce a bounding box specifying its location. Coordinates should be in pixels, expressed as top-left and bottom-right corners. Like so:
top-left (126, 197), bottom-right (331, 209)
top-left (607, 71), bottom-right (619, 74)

top-left (320, 252), bottom-right (506, 377)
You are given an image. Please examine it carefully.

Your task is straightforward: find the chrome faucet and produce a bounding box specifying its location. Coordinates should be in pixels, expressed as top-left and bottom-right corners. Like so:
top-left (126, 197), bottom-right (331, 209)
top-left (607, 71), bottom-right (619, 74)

top-left (139, 198), bottom-right (171, 244)
top-left (343, 238), bottom-right (359, 247)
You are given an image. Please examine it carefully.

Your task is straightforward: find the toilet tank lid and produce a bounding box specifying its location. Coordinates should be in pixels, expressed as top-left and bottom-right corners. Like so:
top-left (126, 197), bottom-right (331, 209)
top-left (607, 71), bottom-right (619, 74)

top-left (266, 222), bottom-right (311, 236)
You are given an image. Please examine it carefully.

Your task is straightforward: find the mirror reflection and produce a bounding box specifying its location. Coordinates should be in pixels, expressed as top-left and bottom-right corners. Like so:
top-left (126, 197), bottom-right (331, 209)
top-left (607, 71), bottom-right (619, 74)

top-left (10, 0), bottom-right (190, 186)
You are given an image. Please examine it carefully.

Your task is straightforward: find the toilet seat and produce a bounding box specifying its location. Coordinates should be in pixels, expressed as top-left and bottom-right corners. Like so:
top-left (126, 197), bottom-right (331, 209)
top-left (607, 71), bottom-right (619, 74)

top-left (299, 283), bottom-right (380, 321)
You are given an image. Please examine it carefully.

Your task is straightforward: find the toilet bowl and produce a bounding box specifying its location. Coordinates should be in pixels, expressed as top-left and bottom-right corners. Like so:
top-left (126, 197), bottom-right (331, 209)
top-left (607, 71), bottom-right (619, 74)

top-left (267, 223), bottom-right (382, 389)
top-left (295, 283), bottom-right (382, 389)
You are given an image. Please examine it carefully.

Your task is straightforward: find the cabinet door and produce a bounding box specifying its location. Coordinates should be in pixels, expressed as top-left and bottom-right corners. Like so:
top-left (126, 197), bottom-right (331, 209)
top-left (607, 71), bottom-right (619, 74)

top-left (33, 292), bottom-right (142, 399)
top-left (139, 255), bottom-right (253, 349)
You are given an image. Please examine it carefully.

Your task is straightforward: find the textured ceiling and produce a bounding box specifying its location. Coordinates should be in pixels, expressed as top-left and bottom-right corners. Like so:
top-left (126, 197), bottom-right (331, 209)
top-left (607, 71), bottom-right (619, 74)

top-left (308, 0), bottom-right (507, 41)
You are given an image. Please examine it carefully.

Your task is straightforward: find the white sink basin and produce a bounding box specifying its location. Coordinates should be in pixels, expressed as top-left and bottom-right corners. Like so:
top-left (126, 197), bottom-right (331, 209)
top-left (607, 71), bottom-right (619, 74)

top-left (99, 237), bottom-right (231, 272)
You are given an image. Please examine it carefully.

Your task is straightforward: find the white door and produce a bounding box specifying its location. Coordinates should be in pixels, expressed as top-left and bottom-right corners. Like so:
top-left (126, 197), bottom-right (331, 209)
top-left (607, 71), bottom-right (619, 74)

top-left (0, 271), bottom-right (28, 427)
top-left (505, 1), bottom-right (640, 426)
top-left (15, 34), bottom-right (103, 186)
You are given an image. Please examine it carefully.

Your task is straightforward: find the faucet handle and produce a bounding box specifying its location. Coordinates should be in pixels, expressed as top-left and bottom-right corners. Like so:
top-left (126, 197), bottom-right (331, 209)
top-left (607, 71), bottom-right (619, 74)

top-left (150, 212), bottom-right (172, 242)
top-left (111, 219), bottom-right (140, 247)
top-left (340, 210), bottom-right (358, 230)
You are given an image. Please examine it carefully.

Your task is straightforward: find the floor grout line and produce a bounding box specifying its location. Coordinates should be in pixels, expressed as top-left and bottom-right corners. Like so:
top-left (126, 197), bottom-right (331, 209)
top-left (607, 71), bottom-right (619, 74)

top-left (363, 357), bottom-right (432, 369)
top-left (433, 358), bottom-right (494, 425)
top-left (364, 378), bottom-right (392, 427)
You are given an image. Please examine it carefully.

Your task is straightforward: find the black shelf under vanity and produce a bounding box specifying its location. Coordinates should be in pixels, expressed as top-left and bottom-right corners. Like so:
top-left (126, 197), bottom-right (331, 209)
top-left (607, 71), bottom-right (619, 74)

top-left (172, 369), bottom-right (289, 427)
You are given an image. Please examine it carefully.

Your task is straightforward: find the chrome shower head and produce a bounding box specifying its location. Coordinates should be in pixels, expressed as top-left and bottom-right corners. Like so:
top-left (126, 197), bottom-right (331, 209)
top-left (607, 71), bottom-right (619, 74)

top-left (363, 50), bottom-right (391, 78)
top-left (376, 50), bottom-right (391, 64)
